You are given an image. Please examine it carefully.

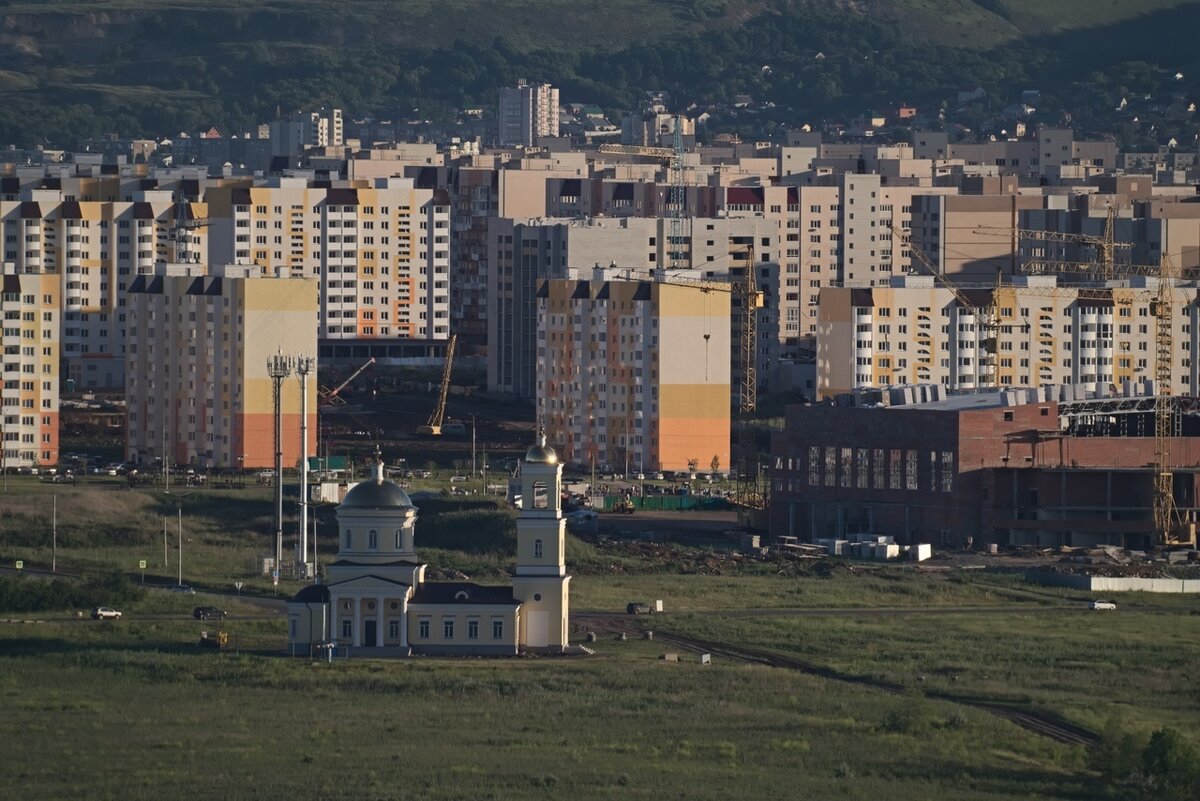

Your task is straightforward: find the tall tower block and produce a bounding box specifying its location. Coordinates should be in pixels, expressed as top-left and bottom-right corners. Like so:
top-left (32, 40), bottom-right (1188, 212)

top-left (511, 432), bottom-right (571, 651)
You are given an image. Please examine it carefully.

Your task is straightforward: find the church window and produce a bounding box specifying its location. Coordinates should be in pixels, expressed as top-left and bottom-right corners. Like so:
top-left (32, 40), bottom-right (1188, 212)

top-left (289, 618), bottom-right (296, 640)
top-left (395, 529), bottom-right (402, 548)
top-left (443, 618), bottom-right (455, 639)
top-left (533, 593), bottom-right (542, 602)
top-left (492, 619), bottom-right (504, 639)
top-left (389, 619), bottom-right (400, 639)
top-left (468, 619), bottom-right (479, 640)
top-left (368, 530), bottom-right (378, 550)
top-left (418, 618), bottom-right (430, 639)
top-left (344, 529), bottom-right (352, 548)
top-left (533, 481), bottom-right (548, 509)
top-left (390, 602), bottom-right (399, 610)
top-left (341, 619), bottom-right (352, 638)
top-left (534, 539), bottom-right (543, 558)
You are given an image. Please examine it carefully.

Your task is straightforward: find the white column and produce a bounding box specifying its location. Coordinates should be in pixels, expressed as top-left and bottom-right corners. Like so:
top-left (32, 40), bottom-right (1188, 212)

top-left (377, 596), bottom-right (386, 646)
top-left (353, 597), bottom-right (362, 647)
top-left (399, 596), bottom-right (409, 649)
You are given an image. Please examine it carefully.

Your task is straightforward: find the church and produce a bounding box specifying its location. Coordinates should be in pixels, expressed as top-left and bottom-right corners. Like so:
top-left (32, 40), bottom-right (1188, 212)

top-left (287, 435), bottom-right (572, 656)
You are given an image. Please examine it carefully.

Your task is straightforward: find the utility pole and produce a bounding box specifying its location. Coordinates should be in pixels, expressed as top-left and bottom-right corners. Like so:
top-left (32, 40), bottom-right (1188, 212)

top-left (51, 494), bottom-right (56, 573)
top-left (177, 504), bottom-right (183, 588)
top-left (163, 516), bottom-right (167, 568)
top-left (295, 356), bottom-right (314, 576)
top-left (267, 352), bottom-right (294, 588)
top-left (471, 413), bottom-right (477, 486)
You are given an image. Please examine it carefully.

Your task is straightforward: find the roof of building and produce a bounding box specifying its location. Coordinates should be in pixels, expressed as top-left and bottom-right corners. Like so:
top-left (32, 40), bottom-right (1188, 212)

top-left (340, 452), bottom-right (414, 509)
top-left (408, 582), bottom-right (518, 606)
top-left (887, 393), bottom-right (1007, 412)
top-left (525, 432), bottom-right (558, 465)
top-left (290, 584), bottom-right (331, 604)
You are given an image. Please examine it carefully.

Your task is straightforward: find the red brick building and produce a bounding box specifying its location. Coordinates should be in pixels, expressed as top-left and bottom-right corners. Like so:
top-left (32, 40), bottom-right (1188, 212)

top-left (770, 395), bottom-right (1200, 549)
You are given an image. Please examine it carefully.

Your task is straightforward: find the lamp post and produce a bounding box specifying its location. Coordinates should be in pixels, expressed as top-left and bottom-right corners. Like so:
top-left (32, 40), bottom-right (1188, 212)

top-left (470, 413), bottom-right (477, 490)
top-left (267, 352), bottom-right (294, 588)
top-left (296, 355), bottom-right (315, 575)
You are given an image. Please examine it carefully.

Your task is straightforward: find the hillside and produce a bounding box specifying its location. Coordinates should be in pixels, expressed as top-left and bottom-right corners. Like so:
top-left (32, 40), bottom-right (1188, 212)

top-left (0, 0), bottom-right (1197, 145)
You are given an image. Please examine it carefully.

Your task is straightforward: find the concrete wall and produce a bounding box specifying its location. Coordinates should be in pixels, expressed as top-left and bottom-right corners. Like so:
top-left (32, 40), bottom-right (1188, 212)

top-left (1027, 571), bottom-right (1200, 593)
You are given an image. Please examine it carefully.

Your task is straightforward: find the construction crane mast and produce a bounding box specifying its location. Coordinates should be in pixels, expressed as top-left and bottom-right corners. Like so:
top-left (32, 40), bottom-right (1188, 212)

top-left (417, 334), bottom-right (458, 436)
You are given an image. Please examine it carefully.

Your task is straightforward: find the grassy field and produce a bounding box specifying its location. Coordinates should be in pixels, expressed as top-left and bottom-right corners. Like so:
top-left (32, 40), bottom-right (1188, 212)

top-left (1, 611), bottom-right (1099, 801)
top-left (662, 602), bottom-right (1200, 739)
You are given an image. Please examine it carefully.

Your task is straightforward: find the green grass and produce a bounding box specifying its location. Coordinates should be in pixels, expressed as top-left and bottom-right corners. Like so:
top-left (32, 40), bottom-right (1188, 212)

top-left (0, 613), bottom-right (1097, 801)
top-left (661, 602), bottom-right (1200, 739)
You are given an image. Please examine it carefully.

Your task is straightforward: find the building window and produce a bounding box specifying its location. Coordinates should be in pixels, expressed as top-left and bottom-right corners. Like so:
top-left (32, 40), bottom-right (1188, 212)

top-left (808, 446), bottom-right (820, 486)
top-left (389, 619), bottom-right (400, 639)
top-left (418, 618), bottom-right (430, 639)
top-left (905, 450), bottom-right (919, 491)
top-left (468, 619), bottom-right (479, 640)
top-left (344, 529), bottom-right (351, 549)
top-left (856, 448), bottom-right (869, 489)
top-left (534, 539), bottom-right (543, 558)
top-left (873, 449), bottom-right (885, 489)
top-left (533, 481), bottom-right (548, 509)
top-left (941, 451), bottom-right (954, 493)
top-left (368, 530), bottom-right (378, 550)
top-left (493, 619), bottom-right (504, 640)
top-left (443, 619), bottom-right (455, 639)
top-left (840, 447), bottom-right (852, 488)
top-left (824, 447), bottom-right (836, 487)
top-left (395, 529), bottom-right (403, 548)
top-left (341, 619), bottom-right (351, 638)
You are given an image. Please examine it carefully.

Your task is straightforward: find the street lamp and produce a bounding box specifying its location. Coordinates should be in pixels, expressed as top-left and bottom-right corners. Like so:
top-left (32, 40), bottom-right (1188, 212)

top-left (165, 490), bottom-right (194, 588)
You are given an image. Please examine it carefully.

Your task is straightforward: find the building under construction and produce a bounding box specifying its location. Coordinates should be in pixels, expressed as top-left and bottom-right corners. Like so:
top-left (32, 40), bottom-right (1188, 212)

top-left (769, 384), bottom-right (1200, 550)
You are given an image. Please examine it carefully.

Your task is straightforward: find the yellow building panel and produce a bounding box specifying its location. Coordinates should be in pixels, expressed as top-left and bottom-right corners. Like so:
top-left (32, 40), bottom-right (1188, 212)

top-left (659, 383), bottom-right (729, 418)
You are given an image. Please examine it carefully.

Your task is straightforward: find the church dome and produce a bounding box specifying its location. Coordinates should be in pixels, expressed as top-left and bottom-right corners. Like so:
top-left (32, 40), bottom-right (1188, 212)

top-left (340, 453), bottom-right (413, 509)
top-left (341, 479), bottom-right (413, 509)
top-left (525, 432), bottom-right (558, 465)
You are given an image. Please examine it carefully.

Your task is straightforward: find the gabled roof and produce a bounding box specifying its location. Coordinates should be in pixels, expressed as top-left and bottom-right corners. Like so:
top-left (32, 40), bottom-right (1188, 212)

top-left (325, 574), bottom-right (412, 590)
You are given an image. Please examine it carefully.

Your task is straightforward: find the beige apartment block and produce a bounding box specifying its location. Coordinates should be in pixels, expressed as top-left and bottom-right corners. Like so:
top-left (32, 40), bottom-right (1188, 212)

top-left (818, 275), bottom-right (1200, 398)
top-left (1, 267), bottom-right (58, 467)
top-left (487, 215), bottom-right (778, 399)
top-left (0, 189), bottom-right (208, 390)
top-left (537, 276), bottom-right (731, 474)
top-left (205, 177), bottom-right (450, 341)
top-left (498, 80), bottom-right (559, 147)
top-left (124, 264), bottom-right (318, 469)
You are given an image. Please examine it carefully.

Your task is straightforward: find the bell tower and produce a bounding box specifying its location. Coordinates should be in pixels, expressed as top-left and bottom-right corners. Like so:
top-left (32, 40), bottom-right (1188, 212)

top-left (511, 430), bottom-right (571, 651)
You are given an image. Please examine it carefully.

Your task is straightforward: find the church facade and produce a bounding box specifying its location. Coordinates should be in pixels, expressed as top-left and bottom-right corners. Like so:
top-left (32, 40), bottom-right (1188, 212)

top-left (287, 436), bottom-right (571, 656)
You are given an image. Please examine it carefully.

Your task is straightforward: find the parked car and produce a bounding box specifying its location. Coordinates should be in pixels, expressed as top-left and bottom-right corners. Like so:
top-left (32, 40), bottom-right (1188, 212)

top-left (626, 602), bottom-right (653, 615)
top-left (91, 607), bottom-right (122, 620)
top-left (1089, 600), bottom-right (1117, 611)
top-left (168, 584), bottom-right (196, 594)
top-left (193, 606), bottom-right (227, 620)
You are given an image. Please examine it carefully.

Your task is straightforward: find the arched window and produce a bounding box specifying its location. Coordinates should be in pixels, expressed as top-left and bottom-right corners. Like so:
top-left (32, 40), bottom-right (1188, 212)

top-left (395, 529), bottom-right (403, 549)
top-left (533, 481), bottom-right (548, 509)
top-left (368, 530), bottom-right (378, 550)
top-left (344, 529), bottom-right (352, 549)
top-left (534, 539), bottom-right (543, 558)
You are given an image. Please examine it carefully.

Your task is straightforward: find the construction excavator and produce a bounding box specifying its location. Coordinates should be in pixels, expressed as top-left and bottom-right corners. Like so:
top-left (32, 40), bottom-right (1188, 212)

top-left (416, 334), bottom-right (458, 436)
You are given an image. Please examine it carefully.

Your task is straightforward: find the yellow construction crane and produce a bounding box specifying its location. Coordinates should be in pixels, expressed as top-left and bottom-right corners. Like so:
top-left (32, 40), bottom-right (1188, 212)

top-left (417, 334), bottom-right (458, 436)
top-left (893, 225), bottom-right (1000, 389)
top-left (974, 206), bottom-right (1135, 279)
top-left (319, 357), bottom-right (375, 409)
top-left (596, 143), bottom-right (676, 159)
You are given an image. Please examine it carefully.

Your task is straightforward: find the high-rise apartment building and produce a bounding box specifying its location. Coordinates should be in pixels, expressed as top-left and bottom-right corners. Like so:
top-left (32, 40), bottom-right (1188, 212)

top-left (537, 276), bottom-right (730, 473)
top-left (818, 275), bottom-right (1200, 397)
top-left (497, 80), bottom-right (559, 147)
top-left (270, 107), bottom-right (344, 156)
top-left (0, 189), bottom-right (208, 390)
top-left (205, 177), bottom-right (450, 341)
top-left (124, 264), bottom-right (318, 469)
top-left (0, 267), bottom-right (58, 468)
top-left (487, 215), bottom-right (778, 399)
